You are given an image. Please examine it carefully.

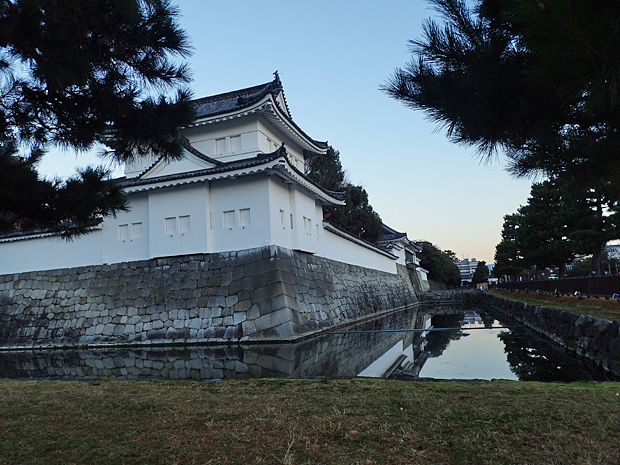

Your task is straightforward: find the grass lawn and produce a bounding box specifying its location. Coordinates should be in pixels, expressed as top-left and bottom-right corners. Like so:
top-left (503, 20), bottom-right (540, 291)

top-left (0, 378), bottom-right (619, 464)
top-left (489, 290), bottom-right (620, 321)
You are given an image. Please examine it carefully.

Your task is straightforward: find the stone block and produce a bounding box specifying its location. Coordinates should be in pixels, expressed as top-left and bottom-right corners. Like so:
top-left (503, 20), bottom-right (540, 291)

top-left (228, 279), bottom-right (243, 295)
top-left (234, 300), bottom-right (251, 313)
top-left (270, 294), bottom-right (297, 312)
top-left (208, 295), bottom-right (226, 307)
top-left (253, 272), bottom-right (267, 289)
top-left (221, 271), bottom-right (233, 286)
top-left (177, 328), bottom-right (190, 339)
top-left (243, 259), bottom-right (276, 278)
top-left (224, 325), bottom-right (241, 339)
top-left (233, 312), bottom-right (247, 325)
top-left (147, 329), bottom-right (166, 340)
top-left (242, 320), bottom-right (256, 336)
top-left (181, 289), bottom-right (193, 300)
top-left (254, 308), bottom-right (292, 332)
top-left (251, 283), bottom-right (283, 305)
top-left (247, 304), bottom-right (260, 321)
top-left (257, 300), bottom-right (272, 316)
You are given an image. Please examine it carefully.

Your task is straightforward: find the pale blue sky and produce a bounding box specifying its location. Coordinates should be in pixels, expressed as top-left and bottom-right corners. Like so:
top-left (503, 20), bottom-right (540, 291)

top-left (39, 0), bottom-right (533, 263)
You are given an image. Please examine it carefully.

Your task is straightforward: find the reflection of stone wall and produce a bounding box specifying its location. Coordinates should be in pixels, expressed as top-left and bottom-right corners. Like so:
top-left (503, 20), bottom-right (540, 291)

top-left (0, 309), bottom-right (419, 380)
top-left (485, 294), bottom-right (620, 377)
top-left (0, 246), bottom-right (417, 348)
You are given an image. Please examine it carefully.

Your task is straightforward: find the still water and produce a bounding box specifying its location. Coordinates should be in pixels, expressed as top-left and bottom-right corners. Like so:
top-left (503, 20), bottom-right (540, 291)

top-left (0, 305), bottom-right (617, 382)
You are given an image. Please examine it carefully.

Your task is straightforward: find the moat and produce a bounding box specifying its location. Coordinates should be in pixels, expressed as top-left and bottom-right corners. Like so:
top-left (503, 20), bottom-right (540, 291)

top-left (1, 303), bottom-right (616, 382)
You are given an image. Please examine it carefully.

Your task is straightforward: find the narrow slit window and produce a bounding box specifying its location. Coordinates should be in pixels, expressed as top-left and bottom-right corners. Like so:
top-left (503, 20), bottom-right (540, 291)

top-left (118, 224), bottom-right (129, 241)
top-left (280, 209), bottom-right (285, 228)
top-left (223, 210), bottom-right (235, 229)
top-left (179, 215), bottom-right (190, 233)
top-left (239, 208), bottom-right (251, 227)
top-left (165, 217), bottom-right (176, 235)
top-left (215, 138), bottom-right (226, 154)
top-left (230, 135), bottom-right (241, 152)
top-left (131, 222), bottom-right (142, 239)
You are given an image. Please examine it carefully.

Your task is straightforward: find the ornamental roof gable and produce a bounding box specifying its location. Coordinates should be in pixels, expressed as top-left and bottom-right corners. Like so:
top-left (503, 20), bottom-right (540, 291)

top-left (190, 72), bottom-right (327, 152)
top-left (377, 223), bottom-right (423, 253)
top-left (135, 141), bottom-right (222, 180)
top-left (193, 72), bottom-right (290, 120)
top-left (121, 146), bottom-right (346, 206)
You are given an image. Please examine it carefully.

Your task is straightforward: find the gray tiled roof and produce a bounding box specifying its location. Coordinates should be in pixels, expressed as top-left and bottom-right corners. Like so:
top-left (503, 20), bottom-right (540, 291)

top-left (193, 80), bottom-right (280, 119)
top-left (120, 146), bottom-right (346, 202)
top-left (120, 148), bottom-right (285, 188)
top-left (379, 223), bottom-right (407, 242)
top-left (191, 72), bottom-right (328, 150)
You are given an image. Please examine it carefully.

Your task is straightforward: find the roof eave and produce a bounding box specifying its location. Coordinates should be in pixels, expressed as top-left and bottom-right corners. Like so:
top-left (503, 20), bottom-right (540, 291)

top-left (188, 94), bottom-right (328, 155)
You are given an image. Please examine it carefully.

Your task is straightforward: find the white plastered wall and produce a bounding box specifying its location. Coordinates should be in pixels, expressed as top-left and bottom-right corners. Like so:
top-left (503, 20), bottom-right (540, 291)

top-left (209, 176), bottom-right (272, 252)
top-left (315, 228), bottom-right (397, 274)
top-left (146, 184), bottom-right (209, 258)
top-left (0, 230), bottom-right (103, 275)
top-left (100, 191), bottom-right (149, 264)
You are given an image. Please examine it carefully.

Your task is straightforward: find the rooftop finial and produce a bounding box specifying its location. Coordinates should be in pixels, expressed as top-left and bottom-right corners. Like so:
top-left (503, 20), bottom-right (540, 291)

top-left (273, 70), bottom-right (281, 87)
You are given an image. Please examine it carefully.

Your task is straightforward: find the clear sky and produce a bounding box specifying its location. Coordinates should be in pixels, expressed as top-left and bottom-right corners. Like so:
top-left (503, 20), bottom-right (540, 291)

top-left (38, 0), bottom-right (533, 263)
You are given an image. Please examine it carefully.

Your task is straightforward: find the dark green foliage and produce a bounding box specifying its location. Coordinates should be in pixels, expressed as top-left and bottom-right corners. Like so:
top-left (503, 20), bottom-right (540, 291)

top-left (326, 185), bottom-right (383, 243)
top-left (493, 213), bottom-right (524, 280)
top-left (387, 0), bottom-right (620, 275)
top-left (566, 258), bottom-right (595, 278)
top-left (0, 138), bottom-right (128, 237)
top-left (516, 181), bottom-right (577, 277)
top-left (494, 182), bottom-right (578, 279)
top-left (0, 0), bottom-right (194, 236)
top-left (304, 146), bottom-right (345, 192)
top-left (0, 0), bottom-right (194, 160)
top-left (494, 178), bottom-right (620, 278)
top-left (414, 241), bottom-right (461, 287)
top-left (383, 0), bottom-right (620, 170)
top-left (306, 146), bottom-right (383, 243)
top-left (472, 261), bottom-right (489, 284)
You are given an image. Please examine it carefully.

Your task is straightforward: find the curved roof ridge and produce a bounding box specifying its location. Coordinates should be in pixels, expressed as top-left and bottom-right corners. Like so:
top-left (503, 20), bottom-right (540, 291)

top-left (279, 146), bottom-right (346, 201)
top-left (191, 73), bottom-right (328, 151)
top-left (181, 138), bottom-right (224, 166)
top-left (120, 145), bottom-right (345, 204)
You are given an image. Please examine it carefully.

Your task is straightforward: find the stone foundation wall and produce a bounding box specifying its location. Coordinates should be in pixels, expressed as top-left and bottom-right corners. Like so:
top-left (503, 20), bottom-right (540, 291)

top-left (0, 309), bottom-right (419, 380)
top-left (0, 245), bottom-right (417, 349)
top-left (484, 294), bottom-right (620, 377)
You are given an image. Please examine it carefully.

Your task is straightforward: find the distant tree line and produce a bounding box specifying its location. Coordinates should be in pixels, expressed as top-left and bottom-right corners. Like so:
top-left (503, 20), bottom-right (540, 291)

top-left (494, 179), bottom-right (620, 279)
top-left (414, 241), bottom-right (461, 287)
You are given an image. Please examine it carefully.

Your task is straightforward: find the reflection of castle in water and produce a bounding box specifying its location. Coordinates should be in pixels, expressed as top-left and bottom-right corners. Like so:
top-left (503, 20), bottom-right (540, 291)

top-left (0, 309), bottom-right (484, 381)
top-left (0, 308), bottom-right (423, 381)
top-left (0, 307), bottom-right (616, 382)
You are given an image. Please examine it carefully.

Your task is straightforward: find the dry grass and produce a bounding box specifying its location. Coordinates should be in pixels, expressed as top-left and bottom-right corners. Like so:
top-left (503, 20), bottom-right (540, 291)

top-left (489, 290), bottom-right (620, 321)
top-left (1, 378), bottom-right (619, 464)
